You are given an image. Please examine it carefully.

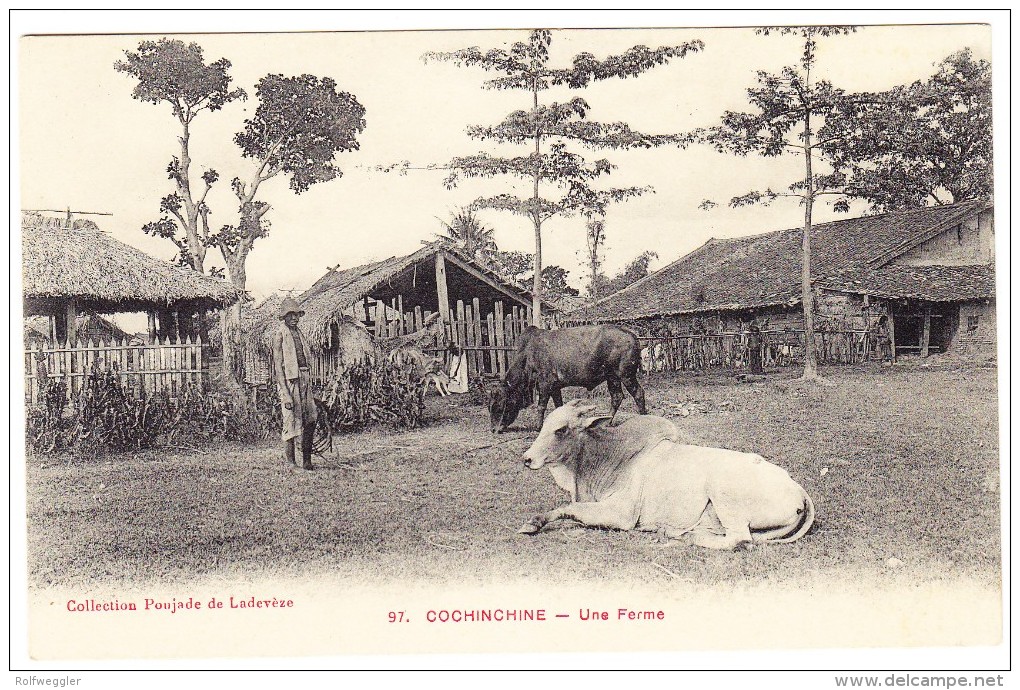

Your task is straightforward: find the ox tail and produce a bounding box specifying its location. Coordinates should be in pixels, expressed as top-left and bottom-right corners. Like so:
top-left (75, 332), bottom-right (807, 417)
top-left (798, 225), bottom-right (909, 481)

top-left (754, 491), bottom-right (815, 545)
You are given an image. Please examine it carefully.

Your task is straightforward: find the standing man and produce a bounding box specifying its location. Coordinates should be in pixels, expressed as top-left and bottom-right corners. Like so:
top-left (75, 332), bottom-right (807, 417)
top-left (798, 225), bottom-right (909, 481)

top-left (747, 320), bottom-right (763, 374)
top-left (270, 297), bottom-right (318, 470)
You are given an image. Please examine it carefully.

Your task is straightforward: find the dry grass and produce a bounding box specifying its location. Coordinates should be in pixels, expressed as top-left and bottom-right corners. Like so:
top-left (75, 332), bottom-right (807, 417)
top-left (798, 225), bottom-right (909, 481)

top-left (26, 363), bottom-right (1000, 592)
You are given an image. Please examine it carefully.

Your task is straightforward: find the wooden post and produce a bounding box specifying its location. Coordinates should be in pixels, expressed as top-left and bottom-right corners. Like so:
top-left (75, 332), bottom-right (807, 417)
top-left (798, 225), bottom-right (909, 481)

top-left (888, 312), bottom-right (897, 363)
top-left (472, 297), bottom-right (483, 375)
top-left (494, 300), bottom-right (506, 376)
top-left (463, 302), bottom-right (475, 377)
top-left (920, 306), bottom-right (931, 358)
top-left (396, 294), bottom-right (405, 336)
top-left (455, 299), bottom-right (467, 352)
top-left (486, 312), bottom-right (496, 376)
top-left (147, 311), bottom-right (157, 344)
top-left (435, 252), bottom-right (451, 326)
top-left (65, 299), bottom-right (78, 346)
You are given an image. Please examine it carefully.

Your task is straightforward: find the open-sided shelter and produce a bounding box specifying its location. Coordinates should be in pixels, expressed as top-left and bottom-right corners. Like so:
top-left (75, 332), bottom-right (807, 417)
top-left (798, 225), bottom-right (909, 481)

top-left (22, 212), bottom-right (236, 343)
top-left (21, 212), bottom-right (237, 401)
top-left (252, 241), bottom-right (541, 380)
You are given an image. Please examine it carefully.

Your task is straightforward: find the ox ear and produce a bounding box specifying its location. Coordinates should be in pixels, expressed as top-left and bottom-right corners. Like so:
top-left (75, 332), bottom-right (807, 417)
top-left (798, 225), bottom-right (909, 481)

top-left (582, 415), bottom-right (613, 432)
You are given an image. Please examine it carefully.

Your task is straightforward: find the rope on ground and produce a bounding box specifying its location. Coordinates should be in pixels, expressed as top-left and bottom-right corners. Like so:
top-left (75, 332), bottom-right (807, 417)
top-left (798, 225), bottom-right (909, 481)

top-left (651, 561), bottom-right (684, 580)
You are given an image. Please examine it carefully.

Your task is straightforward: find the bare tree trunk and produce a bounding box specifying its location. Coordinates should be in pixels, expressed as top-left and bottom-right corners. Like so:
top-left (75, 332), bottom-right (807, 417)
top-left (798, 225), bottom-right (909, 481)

top-left (532, 216), bottom-right (543, 326)
top-left (801, 108), bottom-right (819, 380)
top-left (530, 79), bottom-right (543, 327)
top-left (177, 118), bottom-right (207, 274)
top-left (220, 255), bottom-right (247, 390)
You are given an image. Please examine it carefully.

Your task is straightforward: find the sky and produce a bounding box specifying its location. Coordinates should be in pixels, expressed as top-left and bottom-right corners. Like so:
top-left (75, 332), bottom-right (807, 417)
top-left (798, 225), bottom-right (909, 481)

top-left (17, 13), bottom-right (995, 307)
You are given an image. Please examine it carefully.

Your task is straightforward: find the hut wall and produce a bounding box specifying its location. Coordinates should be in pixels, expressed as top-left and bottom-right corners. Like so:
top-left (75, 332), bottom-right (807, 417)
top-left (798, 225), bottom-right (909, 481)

top-left (816, 291), bottom-right (886, 332)
top-left (892, 210), bottom-right (994, 267)
top-left (954, 300), bottom-right (997, 356)
top-left (633, 306), bottom-right (802, 337)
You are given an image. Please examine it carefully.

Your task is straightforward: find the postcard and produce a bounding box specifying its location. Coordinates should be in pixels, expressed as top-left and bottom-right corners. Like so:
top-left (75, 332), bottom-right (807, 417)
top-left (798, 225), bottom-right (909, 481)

top-left (12, 10), bottom-right (1009, 678)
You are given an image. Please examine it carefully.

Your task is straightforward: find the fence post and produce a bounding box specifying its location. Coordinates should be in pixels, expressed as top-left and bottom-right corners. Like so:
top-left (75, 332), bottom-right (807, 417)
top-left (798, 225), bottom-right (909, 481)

top-left (455, 300), bottom-right (466, 350)
top-left (486, 312), bottom-right (497, 376)
top-left (494, 301), bottom-right (506, 376)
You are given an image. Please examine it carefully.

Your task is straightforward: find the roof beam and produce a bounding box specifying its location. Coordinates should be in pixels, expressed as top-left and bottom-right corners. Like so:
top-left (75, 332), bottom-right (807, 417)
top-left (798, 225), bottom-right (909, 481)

top-left (438, 250), bottom-right (532, 309)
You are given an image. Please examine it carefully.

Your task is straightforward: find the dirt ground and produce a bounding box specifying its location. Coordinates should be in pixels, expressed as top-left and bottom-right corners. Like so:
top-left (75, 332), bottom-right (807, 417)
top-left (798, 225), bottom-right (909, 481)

top-left (25, 363), bottom-right (1001, 592)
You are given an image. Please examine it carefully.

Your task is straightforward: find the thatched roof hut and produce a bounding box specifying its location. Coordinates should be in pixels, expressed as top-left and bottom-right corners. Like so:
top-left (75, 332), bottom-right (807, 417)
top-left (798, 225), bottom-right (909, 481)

top-left (296, 241), bottom-right (536, 350)
top-left (21, 212), bottom-right (237, 316)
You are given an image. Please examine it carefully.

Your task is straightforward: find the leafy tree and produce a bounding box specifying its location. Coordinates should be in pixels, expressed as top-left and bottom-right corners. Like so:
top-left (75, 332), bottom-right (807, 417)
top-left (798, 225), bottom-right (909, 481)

top-left (213, 73), bottom-right (366, 301)
top-left (118, 45), bottom-right (366, 386)
top-left (823, 49), bottom-right (992, 212)
top-left (115, 39), bottom-right (245, 273)
top-left (434, 209), bottom-right (498, 263)
top-left (488, 248), bottom-right (578, 298)
top-left (215, 74), bottom-right (366, 384)
top-left (592, 250), bottom-right (658, 299)
top-left (490, 249), bottom-right (534, 285)
top-left (424, 30), bottom-right (702, 325)
top-left (537, 265), bottom-right (580, 298)
top-left (698, 26), bottom-right (856, 382)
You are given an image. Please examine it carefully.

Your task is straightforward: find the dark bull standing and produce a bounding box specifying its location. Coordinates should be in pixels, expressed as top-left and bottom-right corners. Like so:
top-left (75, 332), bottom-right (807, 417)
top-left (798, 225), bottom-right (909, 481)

top-left (489, 325), bottom-right (648, 433)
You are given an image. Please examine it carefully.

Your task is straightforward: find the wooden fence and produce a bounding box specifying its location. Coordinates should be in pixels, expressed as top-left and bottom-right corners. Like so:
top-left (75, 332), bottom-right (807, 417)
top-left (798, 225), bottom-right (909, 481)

top-left (638, 329), bottom-right (874, 372)
top-left (24, 337), bottom-right (209, 404)
top-left (354, 298), bottom-right (533, 379)
top-left (438, 300), bottom-right (533, 378)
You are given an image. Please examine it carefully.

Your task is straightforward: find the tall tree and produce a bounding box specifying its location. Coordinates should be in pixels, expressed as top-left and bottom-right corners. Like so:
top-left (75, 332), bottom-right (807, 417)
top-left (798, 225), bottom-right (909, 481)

top-left (215, 74), bottom-right (366, 384)
top-left (115, 39), bottom-right (246, 273)
top-left (424, 30), bottom-right (702, 325)
top-left (434, 209), bottom-right (498, 263)
top-left (585, 216), bottom-right (606, 302)
top-left (823, 49), bottom-right (992, 212)
top-left (119, 43), bottom-right (366, 386)
top-left (699, 26), bottom-right (855, 382)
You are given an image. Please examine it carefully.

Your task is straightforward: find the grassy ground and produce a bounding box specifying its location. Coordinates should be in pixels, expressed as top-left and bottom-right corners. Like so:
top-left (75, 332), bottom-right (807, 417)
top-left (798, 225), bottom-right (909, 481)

top-left (25, 362), bottom-right (1001, 592)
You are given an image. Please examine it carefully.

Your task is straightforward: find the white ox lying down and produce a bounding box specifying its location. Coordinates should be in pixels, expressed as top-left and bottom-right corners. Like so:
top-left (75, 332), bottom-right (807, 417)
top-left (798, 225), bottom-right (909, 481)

top-left (518, 400), bottom-right (815, 549)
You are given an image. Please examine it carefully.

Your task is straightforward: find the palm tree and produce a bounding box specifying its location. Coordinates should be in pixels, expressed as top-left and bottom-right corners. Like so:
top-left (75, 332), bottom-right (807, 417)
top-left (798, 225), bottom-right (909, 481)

top-left (434, 210), bottom-right (497, 263)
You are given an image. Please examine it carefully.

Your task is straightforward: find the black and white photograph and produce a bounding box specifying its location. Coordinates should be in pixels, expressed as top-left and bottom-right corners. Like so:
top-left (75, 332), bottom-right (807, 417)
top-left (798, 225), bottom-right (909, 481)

top-left (10, 9), bottom-right (1009, 681)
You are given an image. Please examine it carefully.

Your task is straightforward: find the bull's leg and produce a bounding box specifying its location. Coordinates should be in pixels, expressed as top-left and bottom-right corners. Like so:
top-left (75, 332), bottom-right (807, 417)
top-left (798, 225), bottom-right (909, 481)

top-left (550, 387), bottom-right (564, 408)
top-left (518, 501), bottom-right (638, 535)
top-left (606, 378), bottom-right (625, 421)
top-left (623, 374), bottom-right (647, 414)
top-left (535, 389), bottom-right (551, 430)
top-left (694, 501), bottom-right (753, 550)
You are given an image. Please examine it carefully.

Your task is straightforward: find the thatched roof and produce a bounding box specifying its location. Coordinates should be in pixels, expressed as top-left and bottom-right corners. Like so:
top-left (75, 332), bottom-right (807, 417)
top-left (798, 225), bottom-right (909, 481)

top-left (297, 241), bottom-right (536, 347)
top-left (570, 200), bottom-right (994, 322)
top-left (21, 212), bottom-right (237, 314)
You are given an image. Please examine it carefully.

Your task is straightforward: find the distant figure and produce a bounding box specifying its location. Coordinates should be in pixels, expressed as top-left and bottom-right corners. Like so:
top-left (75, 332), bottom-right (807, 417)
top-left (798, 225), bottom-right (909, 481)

top-left (747, 321), bottom-right (763, 374)
top-left (446, 344), bottom-right (469, 394)
top-left (270, 298), bottom-right (318, 470)
top-left (875, 315), bottom-right (893, 364)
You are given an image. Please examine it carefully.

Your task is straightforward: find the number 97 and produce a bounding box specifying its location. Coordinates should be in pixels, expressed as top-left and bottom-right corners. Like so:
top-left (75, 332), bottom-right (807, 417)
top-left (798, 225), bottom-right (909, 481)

top-left (388, 611), bottom-right (405, 623)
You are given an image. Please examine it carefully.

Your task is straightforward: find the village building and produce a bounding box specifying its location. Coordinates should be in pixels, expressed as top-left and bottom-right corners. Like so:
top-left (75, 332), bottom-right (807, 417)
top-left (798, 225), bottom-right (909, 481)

top-left (568, 200), bottom-right (995, 367)
top-left (21, 212), bottom-right (237, 400)
top-left (243, 241), bottom-right (548, 383)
